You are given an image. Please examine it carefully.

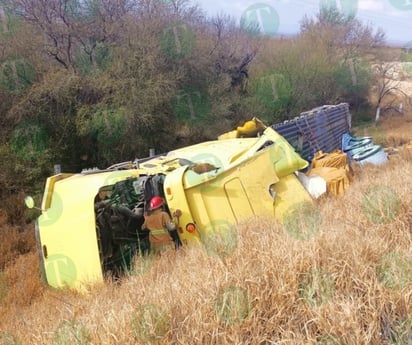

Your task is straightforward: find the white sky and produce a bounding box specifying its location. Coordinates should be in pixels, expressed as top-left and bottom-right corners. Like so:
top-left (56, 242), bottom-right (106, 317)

top-left (193, 0), bottom-right (412, 46)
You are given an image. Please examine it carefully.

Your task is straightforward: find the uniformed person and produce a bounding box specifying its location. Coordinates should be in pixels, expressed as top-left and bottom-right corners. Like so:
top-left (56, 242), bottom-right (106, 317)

top-left (142, 196), bottom-right (182, 254)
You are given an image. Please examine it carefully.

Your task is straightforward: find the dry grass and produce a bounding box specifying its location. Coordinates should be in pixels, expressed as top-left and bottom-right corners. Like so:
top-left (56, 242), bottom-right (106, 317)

top-left (1, 115), bottom-right (412, 345)
top-left (354, 110), bottom-right (412, 150)
top-left (0, 209), bottom-right (36, 270)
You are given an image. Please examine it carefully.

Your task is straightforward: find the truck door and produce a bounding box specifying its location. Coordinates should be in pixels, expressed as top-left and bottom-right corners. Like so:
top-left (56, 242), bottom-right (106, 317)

top-left (224, 178), bottom-right (254, 223)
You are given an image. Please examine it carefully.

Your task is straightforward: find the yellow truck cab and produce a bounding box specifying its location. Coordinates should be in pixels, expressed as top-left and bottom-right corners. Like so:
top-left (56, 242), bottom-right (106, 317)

top-left (31, 119), bottom-right (312, 290)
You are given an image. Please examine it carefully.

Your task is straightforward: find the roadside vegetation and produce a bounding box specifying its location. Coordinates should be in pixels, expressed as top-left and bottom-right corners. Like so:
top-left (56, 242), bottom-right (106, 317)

top-left (0, 0), bottom-right (411, 343)
top-left (0, 112), bottom-right (411, 344)
top-left (0, 110), bottom-right (411, 345)
top-left (0, 0), bottom-right (406, 196)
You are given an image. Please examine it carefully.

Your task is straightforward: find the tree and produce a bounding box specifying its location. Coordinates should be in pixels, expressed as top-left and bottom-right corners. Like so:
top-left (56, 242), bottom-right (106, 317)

top-left (300, 5), bottom-right (385, 58)
top-left (299, 6), bottom-right (386, 110)
top-left (209, 13), bottom-right (259, 90)
top-left (371, 62), bottom-right (406, 122)
top-left (3, 0), bottom-right (131, 71)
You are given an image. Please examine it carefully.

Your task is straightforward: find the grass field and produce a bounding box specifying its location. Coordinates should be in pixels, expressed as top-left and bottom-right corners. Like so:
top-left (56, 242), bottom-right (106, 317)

top-left (0, 112), bottom-right (411, 345)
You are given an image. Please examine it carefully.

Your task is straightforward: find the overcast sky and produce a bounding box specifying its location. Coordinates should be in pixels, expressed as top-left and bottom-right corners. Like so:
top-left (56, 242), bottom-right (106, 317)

top-left (193, 0), bottom-right (411, 47)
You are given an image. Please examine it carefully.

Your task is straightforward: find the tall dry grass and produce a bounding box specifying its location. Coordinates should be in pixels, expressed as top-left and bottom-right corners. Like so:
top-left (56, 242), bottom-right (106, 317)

top-left (0, 115), bottom-right (411, 345)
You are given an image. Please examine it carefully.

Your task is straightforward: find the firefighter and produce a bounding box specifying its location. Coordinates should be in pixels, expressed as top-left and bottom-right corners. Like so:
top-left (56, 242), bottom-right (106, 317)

top-left (142, 196), bottom-right (182, 254)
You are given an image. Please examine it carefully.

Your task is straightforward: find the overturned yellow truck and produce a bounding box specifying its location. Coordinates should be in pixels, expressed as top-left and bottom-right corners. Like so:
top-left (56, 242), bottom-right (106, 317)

top-left (29, 119), bottom-right (312, 290)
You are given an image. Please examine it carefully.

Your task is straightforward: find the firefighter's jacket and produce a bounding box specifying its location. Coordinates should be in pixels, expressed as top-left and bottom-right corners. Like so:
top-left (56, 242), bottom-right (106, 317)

top-left (142, 209), bottom-right (174, 248)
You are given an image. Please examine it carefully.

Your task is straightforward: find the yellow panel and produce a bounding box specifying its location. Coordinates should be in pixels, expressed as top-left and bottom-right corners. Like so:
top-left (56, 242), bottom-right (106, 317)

top-left (164, 166), bottom-right (201, 245)
top-left (273, 174), bottom-right (313, 221)
top-left (224, 178), bottom-right (254, 222)
top-left (184, 147), bottom-right (281, 230)
top-left (38, 170), bottom-right (140, 290)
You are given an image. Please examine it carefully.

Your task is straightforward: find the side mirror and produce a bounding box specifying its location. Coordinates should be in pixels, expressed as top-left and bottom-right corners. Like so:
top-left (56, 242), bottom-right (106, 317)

top-left (24, 196), bottom-right (42, 211)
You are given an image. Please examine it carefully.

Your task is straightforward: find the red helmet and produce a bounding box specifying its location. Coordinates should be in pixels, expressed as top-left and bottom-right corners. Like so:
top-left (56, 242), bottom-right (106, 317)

top-left (149, 196), bottom-right (164, 210)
